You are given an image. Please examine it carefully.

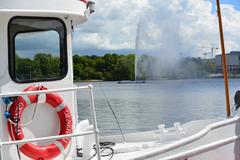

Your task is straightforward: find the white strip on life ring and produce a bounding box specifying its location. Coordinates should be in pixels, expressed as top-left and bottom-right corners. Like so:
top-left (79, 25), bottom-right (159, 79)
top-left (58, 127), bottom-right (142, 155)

top-left (38, 94), bottom-right (46, 104)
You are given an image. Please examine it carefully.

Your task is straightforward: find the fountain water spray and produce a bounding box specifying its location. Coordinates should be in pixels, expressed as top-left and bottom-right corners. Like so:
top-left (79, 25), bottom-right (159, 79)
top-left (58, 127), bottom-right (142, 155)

top-left (135, 0), bottom-right (220, 80)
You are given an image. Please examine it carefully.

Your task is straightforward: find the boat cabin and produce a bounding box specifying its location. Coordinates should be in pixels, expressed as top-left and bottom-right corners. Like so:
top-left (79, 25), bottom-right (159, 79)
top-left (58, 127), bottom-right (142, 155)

top-left (0, 0), bottom-right (94, 159)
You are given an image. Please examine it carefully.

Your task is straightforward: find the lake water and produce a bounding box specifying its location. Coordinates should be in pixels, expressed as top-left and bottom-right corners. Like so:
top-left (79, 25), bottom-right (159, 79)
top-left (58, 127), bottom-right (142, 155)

top-left (76, 79), bottom-right (240, 136)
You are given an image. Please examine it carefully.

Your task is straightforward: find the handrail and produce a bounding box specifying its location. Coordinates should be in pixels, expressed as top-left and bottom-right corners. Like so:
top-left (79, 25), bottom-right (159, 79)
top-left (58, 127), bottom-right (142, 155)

top-left (161, 135), bottom-right (240, 160)
top-left (132, 117), bottom-right (240, 160)
top-left (1, 131), bottom-right (95, 146)
top-left (0, 86), bottom-right (89, 97)
top-left (0, 84), bottom-right (101, 160)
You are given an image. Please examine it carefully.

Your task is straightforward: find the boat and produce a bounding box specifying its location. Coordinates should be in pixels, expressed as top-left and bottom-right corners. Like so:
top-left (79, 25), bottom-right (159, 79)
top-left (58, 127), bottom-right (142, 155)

top-left (0, 0), bottom-right (239, 160)
top-left (118, 80), bottom-right (146, 84)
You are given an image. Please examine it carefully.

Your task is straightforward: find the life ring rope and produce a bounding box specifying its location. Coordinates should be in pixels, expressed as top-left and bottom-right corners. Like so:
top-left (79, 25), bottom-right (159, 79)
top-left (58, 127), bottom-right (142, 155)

top-left (7, 92), bottom-right (39, 127)
top-left (7, 85), bottom-right (73, 160)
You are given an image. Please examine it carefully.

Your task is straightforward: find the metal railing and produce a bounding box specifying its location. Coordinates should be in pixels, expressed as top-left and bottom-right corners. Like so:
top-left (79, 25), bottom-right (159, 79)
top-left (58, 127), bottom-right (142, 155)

top-left (0, 84), bottom-right (101, 160)
top-left (133, 117), bottom-right (240, 160)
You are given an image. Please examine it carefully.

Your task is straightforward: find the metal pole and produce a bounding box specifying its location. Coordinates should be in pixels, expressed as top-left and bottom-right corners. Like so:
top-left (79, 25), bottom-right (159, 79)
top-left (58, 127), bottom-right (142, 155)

top-left (216, 0), bottom-right (231, 117)
top-left (88, 84), bottom-right (101, 160)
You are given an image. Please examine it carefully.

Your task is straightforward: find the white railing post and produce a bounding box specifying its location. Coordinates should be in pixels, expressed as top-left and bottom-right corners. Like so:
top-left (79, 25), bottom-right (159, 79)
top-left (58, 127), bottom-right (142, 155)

top-left (0, 143), bottom-right (3, 160)
top-left (88, 84), bottom-right (101, 160)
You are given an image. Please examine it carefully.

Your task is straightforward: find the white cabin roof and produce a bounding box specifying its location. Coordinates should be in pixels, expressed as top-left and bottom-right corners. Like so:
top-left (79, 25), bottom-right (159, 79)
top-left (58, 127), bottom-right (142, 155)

top-left (0, 0), bottom-right (89, 25)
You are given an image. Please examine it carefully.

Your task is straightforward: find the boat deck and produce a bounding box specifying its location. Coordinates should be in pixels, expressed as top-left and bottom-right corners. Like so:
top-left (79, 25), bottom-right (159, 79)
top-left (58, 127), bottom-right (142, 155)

top-left (92, 117), bottom-right (239, 160)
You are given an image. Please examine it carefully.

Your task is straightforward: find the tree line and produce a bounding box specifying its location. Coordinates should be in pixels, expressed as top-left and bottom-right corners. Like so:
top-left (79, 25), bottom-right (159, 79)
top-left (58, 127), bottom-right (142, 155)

top-left (16, 53), bottom-right (61, 81)
top-left (15, 53), bottom-right (216, 81)
top-left (15, 53), bottom-right (135, 81)
top-left (73, 54), bottom-right (135, 81)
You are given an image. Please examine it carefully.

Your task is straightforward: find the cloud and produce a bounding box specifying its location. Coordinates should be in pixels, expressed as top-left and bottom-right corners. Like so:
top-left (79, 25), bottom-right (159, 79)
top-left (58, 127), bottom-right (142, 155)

top-left (74, 0), bottom-right (240, 56)
top-left (73, 0), bottom-right (148, 54)
top-left (11, 0), bottom-right (240, 57)
top-left (15, 31), bottom-right (60, 58)
top-left (137, 0), bottom-right (218, 58)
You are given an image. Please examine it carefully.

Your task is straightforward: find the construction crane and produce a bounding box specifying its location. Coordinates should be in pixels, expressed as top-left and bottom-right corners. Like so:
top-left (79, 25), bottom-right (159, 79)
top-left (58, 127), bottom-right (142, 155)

top-left (198, 44), bottom-right (218, 59)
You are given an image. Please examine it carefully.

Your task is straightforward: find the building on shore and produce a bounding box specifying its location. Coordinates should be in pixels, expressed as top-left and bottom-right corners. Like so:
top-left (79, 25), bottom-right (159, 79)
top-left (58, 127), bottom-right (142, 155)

top-left (216, 51), bottom-right (240, 74)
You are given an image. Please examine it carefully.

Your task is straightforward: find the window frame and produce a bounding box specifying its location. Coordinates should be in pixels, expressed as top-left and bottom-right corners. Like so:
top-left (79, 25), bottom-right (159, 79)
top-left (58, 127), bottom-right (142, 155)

top-left (8, 16), bottom-right (68, 83)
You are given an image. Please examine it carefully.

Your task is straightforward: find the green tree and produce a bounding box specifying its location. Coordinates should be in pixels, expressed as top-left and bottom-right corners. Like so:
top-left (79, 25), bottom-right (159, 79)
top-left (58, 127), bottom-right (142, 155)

top-left (73, 54), bottom-right (135, 81)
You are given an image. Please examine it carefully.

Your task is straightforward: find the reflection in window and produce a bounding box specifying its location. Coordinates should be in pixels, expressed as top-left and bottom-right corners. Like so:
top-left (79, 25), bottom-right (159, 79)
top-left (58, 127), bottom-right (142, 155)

top-left (15, 31), bottom-right (61, 81)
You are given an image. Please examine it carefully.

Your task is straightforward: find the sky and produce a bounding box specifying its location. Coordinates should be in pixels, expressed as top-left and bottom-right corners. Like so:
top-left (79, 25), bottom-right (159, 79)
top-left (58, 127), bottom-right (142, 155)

top-left (71, 0), bottom-right (240, 57)
top-left (214, 0), bottom-right (240, 10)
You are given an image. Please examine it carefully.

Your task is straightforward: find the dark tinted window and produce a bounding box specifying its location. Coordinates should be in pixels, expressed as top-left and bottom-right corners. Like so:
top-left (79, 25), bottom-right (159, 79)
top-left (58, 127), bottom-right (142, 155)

top-left (8, 17), bottom-right (67, 83)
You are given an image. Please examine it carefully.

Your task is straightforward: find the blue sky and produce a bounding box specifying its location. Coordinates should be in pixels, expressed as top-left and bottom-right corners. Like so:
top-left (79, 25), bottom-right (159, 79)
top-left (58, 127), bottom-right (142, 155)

top-left (216, 0), bottom-right (240, 10)
top-left (210, 0), bottom-right (240, 15)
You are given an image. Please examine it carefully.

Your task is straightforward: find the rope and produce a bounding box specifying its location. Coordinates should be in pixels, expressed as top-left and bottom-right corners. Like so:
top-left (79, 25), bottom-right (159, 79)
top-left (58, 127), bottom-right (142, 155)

top-left (8, 86), bottom-right (40, 127)
top-left (15, 99), bottom-right (22, 160)
top-left (99, 86), bottom-right (126, 143)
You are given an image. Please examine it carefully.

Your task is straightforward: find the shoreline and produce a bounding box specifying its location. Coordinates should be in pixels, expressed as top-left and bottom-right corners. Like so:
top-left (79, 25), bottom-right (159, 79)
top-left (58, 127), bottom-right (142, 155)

top-left (74, 76), bottom-right (240, 83)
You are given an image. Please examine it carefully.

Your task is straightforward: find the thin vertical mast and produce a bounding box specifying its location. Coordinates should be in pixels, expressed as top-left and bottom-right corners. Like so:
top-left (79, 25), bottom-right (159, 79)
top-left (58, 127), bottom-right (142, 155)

top-left (216, 0), bottom-right (231, 117)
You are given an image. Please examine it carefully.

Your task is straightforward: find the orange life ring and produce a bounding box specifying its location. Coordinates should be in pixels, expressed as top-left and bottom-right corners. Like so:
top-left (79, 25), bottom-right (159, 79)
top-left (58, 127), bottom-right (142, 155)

top-left (7, 85), bottom-right (73, 160)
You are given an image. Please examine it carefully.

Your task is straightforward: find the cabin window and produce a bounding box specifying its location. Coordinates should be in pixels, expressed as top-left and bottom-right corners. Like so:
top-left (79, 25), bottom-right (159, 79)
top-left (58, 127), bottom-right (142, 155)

top-left (8, 17), bottom-right (68, 83)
